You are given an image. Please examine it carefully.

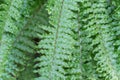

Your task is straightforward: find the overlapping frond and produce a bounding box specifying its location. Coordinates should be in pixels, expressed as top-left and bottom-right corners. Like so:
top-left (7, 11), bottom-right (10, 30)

top-left (0, 0), bottom-right (48, 79)
top-left (0, 0), bottom-right (120, 80)
top-left (0, 0), bottom-right (23, 79)
top-left (34, 0), bottom-right (81, 80)
top-left (77, 0), bottom-right (99, 80)
top-left (85, 0), bottom-right (119, 80)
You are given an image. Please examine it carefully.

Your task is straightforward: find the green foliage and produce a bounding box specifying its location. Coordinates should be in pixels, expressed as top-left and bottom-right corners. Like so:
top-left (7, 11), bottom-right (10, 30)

top-left (0, 0), bottom-right (120, 80)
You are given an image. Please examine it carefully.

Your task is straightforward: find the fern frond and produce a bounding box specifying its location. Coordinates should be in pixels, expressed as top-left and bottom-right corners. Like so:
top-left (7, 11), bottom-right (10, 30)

top-left (110, 0), bottom-right (120, 77)
top-left (0, 0), bottom-right (48, 79)
top-left (85, 0), bottom-right (119, 80)
top-left (77, 1), bottom-right (99, 80)
top-left (0, 0), bottom-right (23, 79)
top-left (35, 0), bottom-right (81, 80)
top-left (15, 1), bottom-right (49, 80)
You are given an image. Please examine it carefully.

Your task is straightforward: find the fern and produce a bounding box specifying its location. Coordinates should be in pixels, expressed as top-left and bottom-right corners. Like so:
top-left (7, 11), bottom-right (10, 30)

top-left (34, 0), bottom-right (81, 80)
top-left (0, 0), bottom-right (24, 79)
top-left (0, 0), bottom-right (47, 79)
top-left (77, 0), bottom-right (99, 80)
top-left (1, 0), bottom-right (120, 80)
top-left (111, 0), bottom-right (120, 77)
top-left (86, 0), bottom-right (119, 80)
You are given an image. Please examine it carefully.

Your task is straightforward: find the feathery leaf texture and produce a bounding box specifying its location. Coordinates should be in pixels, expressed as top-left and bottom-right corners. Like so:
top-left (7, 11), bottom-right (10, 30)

top-left (0, 0), bottom-right (120, 80)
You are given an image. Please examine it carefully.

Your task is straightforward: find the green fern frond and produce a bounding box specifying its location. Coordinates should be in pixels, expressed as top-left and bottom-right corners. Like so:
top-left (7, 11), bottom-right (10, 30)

top-left (85, 0), bottom-right (119, 80)
top-left (1, 0), bottom-right (120, 80)
top-left (35, 0), bottom-right (81, 80)
top-left (111, 0), bottom-right (120, 77)
top-left (0, 0), bottom-right (23, 79)
top-left (76, 1), bottom-right (100, 80)
top-left (0, 0), bottom-right (48, 79)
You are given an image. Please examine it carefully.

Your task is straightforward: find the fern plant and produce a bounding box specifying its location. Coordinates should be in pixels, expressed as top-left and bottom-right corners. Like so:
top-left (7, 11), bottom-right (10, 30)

top-left (0, 0), bottom-right (47, 79)
top-left (34, 0), bottom-right (81, 80)
top-left (1, 0), bottom-right (120, 80)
